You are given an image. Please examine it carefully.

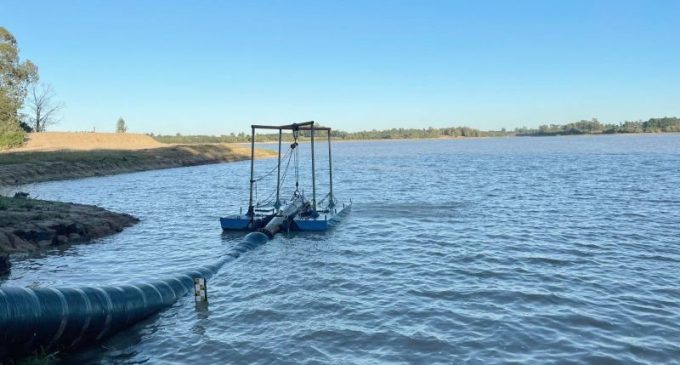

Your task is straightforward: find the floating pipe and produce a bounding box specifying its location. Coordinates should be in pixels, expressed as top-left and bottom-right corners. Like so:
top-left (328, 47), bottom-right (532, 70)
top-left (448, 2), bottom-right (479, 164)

top-left (0, 234), bottom-right (268, 359)
top-left (257, 197), bottom-right (309, 239)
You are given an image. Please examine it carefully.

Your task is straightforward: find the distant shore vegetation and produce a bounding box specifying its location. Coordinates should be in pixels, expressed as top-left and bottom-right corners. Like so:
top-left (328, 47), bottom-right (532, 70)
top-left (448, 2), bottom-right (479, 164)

top-left (151, 117), bottom-right (680, 144)
top-left (515, 117), bottom-right (680, 137)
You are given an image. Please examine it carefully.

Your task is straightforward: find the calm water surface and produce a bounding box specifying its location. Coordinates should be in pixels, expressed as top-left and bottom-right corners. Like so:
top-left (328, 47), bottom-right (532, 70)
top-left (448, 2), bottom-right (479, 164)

top-left (2, 135), bottom-right (680, 364)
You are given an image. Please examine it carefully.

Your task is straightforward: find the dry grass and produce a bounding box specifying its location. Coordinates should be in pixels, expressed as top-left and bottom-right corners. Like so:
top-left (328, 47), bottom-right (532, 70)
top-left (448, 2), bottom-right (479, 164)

top-left (6, 132), bottom-right (165, 152)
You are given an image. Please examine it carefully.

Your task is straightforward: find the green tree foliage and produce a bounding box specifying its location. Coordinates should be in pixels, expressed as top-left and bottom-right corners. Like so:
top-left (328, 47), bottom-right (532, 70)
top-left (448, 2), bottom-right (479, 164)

top-left (516, 117), bottom-right (680, 136)
top-left (151, 126), bottom-right (508, 144)
top-left (0, 131), bottom-right (24, 149)
top-left (116, 117), bottom-right (127, 133)
top-left (0, 89), bottom-right (19, 132)
top-left (643, 117), bottom-right (680, 133)
top-left (0, 27), bottom-right (38, 148)
top-left (151, 117), bottom-right (680, 144)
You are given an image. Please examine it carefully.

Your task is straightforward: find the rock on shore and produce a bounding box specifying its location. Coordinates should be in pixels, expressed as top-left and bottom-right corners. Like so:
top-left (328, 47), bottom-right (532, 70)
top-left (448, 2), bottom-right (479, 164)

top-left (0, 196), bottom-right (139, 275)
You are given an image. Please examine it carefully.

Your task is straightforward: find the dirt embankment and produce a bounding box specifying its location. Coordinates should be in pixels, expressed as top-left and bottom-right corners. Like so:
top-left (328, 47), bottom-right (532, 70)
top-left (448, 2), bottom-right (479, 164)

top-left (0, 143), bottom-right (274, 186)
top-left (13, 131), bottom-right (166, 151)
top-left (0, 196), bottom-right (138, 274)
top-left (0, 132), bottom-right (275, 274)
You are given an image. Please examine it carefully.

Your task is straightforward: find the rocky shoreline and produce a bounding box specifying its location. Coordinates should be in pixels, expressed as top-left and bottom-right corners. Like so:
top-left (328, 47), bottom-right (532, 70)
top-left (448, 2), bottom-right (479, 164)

top-left (0, 195), bottom-right (139, 275)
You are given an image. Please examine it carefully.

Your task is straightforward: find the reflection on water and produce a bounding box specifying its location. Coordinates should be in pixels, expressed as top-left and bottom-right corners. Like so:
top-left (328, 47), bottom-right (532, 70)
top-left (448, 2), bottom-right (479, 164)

top-left (3, 135), bottom-right (680, 364)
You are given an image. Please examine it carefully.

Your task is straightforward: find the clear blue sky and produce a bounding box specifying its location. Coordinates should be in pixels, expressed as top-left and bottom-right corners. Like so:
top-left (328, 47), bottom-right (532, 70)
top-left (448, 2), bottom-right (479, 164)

top-left (2, 0), bottom-right (679, 134)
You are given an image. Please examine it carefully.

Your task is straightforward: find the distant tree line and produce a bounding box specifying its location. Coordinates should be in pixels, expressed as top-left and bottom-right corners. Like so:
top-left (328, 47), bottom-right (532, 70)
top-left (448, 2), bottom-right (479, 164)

top-left (151, 117), bottom-right (680, 144)
top-left (150, 132), bottom-right (254, 143)
top-left (149, 126), bottom-right (508, 144)
top-left (330, 126), bottom-right (509, 139)
top-left (515, 117), bottom-right (680, 136)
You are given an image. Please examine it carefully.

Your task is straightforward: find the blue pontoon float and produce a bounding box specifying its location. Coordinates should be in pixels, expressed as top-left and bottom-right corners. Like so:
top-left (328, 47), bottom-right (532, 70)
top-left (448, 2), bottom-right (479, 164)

top-left (220, 121), bottom-right (350, 236)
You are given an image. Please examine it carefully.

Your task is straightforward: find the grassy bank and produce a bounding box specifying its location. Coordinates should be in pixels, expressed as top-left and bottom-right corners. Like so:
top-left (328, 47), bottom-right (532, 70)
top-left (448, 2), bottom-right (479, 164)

top-left (11, 131), bottom-right (165, 151)
top-left (0, 143), bottom-right (275, 186)
top-left (0, 132), bottom-right (25, 150)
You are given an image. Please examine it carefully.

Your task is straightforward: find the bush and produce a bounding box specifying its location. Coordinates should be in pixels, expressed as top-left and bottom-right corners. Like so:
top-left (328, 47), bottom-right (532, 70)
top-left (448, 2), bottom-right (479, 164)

top-left (19, 121), bottom-right (33, 132)
top-left (0, 131), bottom-right (25, 149)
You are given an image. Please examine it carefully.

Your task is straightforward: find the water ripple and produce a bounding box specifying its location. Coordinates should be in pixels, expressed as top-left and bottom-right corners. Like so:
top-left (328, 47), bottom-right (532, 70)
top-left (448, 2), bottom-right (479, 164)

top-left (2, 135), bottom-right (680, 364)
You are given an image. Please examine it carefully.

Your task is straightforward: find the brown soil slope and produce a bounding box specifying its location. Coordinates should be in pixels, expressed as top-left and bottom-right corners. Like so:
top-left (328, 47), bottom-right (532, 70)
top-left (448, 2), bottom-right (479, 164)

top-left (15, 132), bottom-right (165, 151)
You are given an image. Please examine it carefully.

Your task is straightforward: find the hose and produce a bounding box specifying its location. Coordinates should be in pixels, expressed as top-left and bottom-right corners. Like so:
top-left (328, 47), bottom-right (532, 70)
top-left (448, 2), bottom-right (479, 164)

top-left (0, 233), bottom-right (268, 359)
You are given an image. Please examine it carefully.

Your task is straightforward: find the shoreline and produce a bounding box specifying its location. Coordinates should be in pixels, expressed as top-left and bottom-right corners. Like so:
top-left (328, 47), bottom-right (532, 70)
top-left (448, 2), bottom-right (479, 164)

top-left (0, 143), bottom-right (275, 186)
top-left (328, 132), bottom-right (680, 142)
top-left (0, 143), bottom-right (275, 275)
top-left (0, 195), bottom-right (139, 275)
top-left (193, 131), bottom-right (680, 146)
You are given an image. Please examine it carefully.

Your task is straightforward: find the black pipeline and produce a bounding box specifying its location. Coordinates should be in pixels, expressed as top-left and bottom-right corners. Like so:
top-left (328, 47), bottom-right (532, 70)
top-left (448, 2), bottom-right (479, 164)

top-left (256, 195), bottom-right (310, 239)
top-left (0, 234), bottom-right (268, 359)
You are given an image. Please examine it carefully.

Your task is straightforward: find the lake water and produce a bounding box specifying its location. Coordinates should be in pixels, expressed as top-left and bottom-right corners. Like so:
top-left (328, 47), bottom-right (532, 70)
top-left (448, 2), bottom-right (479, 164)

top-left (3, 135), bottom-right (680, 364)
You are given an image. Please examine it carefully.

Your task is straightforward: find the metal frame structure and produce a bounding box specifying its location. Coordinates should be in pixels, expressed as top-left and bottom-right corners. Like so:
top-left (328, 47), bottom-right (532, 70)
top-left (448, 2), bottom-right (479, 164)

top-left (221, 121), bottom-right (350, 232)
top-left (247, 121), bottom-right (333, 218)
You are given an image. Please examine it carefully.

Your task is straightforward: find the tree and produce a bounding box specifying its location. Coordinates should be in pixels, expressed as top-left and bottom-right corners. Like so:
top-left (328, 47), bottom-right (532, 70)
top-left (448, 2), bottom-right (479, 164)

top-left (25, 83), bottom-right (62, 132)
top-left (116, 117), bottom-right (127, 133)
top-left (0, 27), bottom-right (38, 132)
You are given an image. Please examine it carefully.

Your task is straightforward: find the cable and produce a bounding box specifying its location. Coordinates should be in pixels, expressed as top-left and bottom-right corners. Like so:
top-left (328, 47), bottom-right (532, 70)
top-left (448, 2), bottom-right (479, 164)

top-left (253, 147), bottom-right (293, 182)
top-left (257, 146), bottom-right (294, 207)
